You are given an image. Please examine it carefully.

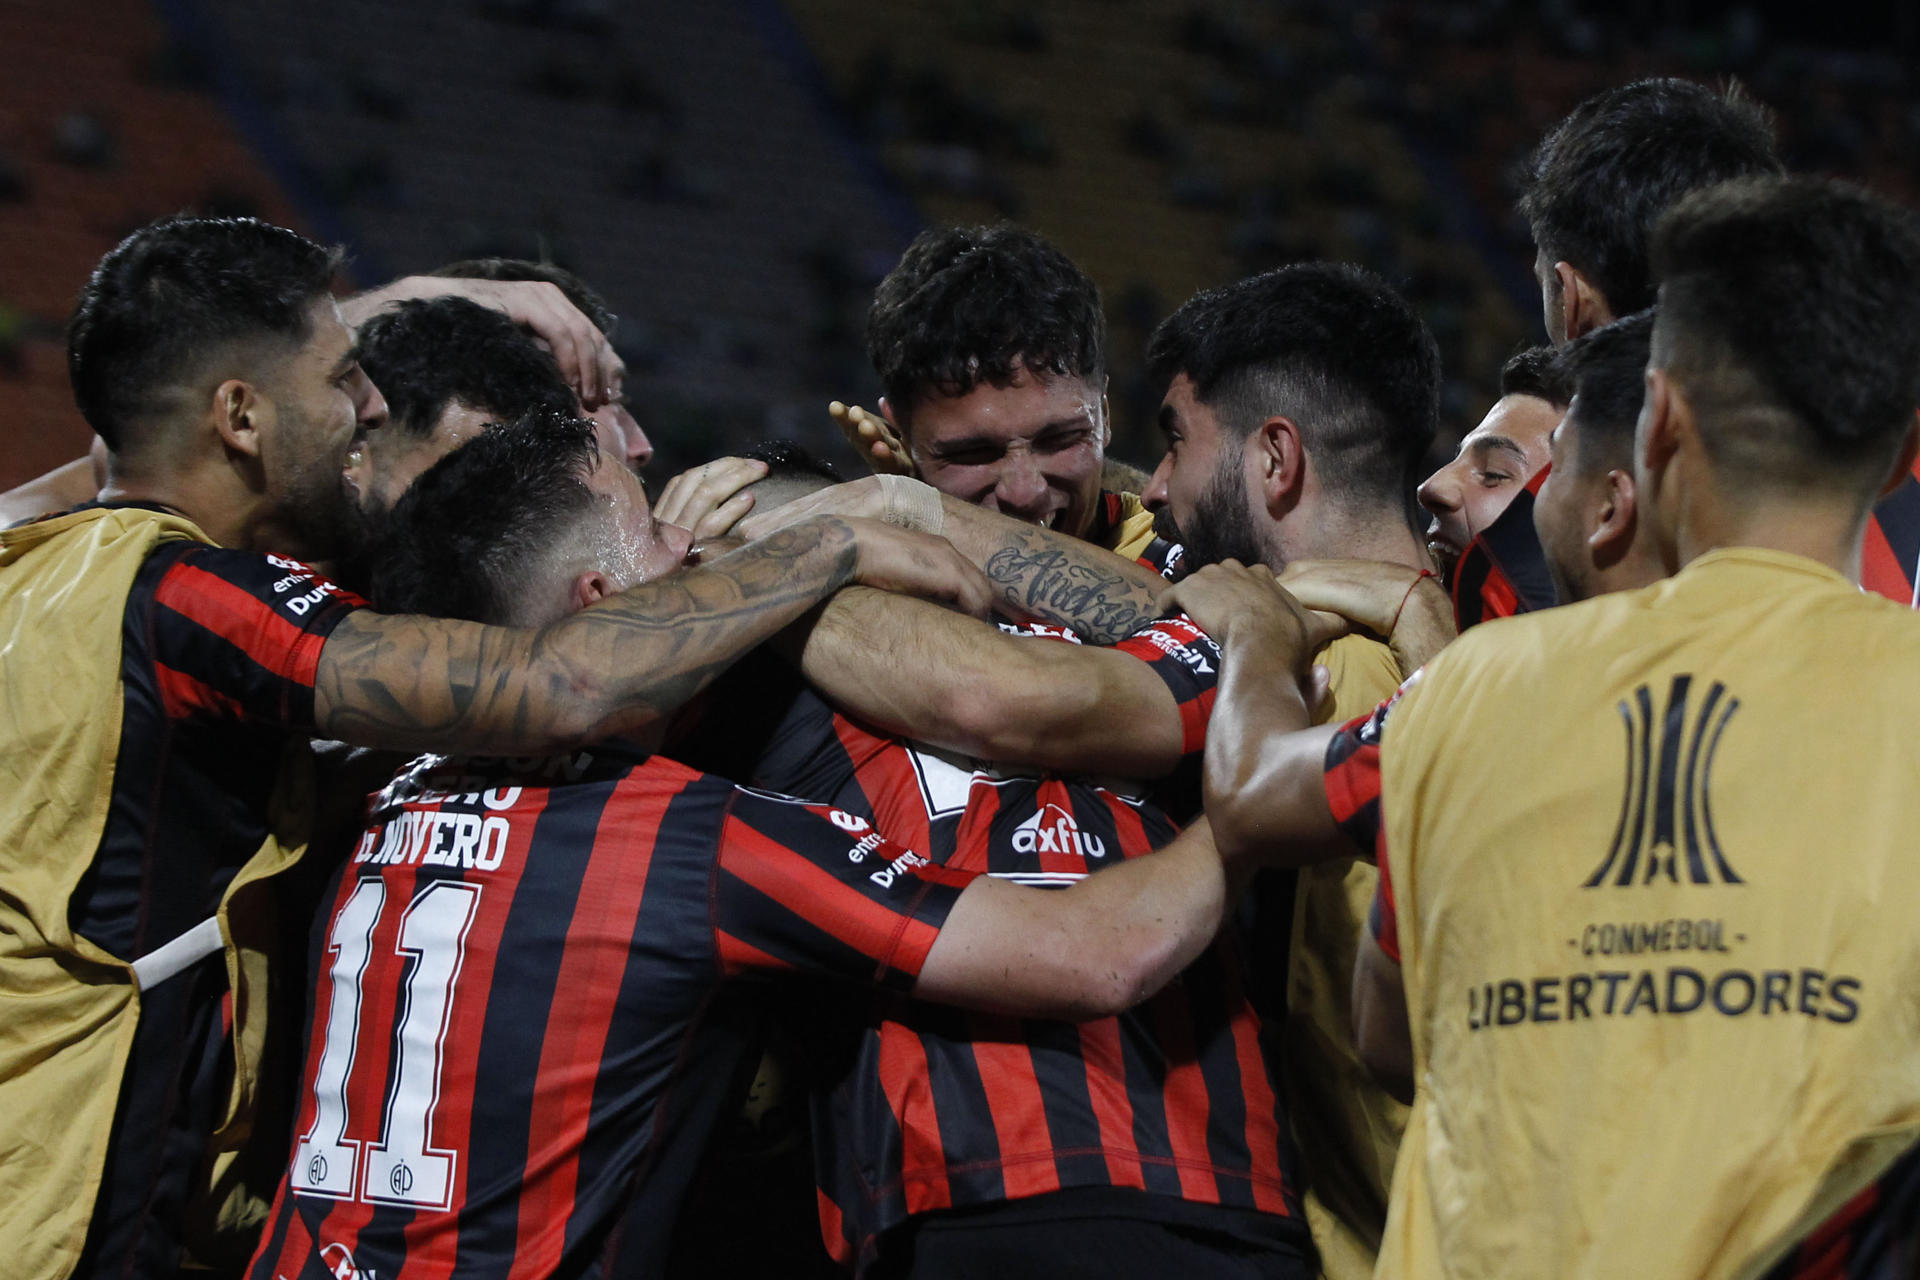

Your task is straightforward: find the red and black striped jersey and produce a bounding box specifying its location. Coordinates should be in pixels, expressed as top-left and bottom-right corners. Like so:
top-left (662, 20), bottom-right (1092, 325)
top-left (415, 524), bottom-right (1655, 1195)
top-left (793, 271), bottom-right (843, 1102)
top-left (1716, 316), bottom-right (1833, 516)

top-left (1449, 469), bottom-right (1558, 630)
top-left (688, 615), bottom-right (1306, 1270)
top-left (1322, 697), bottom-right (1401, 964)
top-left (1761, 1138), bottom-right (1920, 1279)
top-left (79, 519), bottom-right (363, 1277)
top-left (245, 745), bottom-right (969, 1280)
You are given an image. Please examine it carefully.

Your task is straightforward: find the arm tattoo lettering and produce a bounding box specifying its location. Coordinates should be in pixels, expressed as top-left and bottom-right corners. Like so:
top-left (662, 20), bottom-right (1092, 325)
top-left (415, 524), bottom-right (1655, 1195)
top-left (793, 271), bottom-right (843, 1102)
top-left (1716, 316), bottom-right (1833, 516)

top-left (983, 530), bottom-right (1162, 645)
top-left (316, 517), bottom-right (859, 753)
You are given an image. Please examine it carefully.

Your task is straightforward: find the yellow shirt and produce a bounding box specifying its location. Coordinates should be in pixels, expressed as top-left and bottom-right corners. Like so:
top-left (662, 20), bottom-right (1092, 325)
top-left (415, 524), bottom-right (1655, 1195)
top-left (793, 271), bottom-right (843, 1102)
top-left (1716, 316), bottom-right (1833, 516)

top-left (1292, 635), bottom-right (1411, 1280)
top-left (1374, 548), bottom-right (1920, 1279)
top-left (0, 508), bottom-right (319, 1278)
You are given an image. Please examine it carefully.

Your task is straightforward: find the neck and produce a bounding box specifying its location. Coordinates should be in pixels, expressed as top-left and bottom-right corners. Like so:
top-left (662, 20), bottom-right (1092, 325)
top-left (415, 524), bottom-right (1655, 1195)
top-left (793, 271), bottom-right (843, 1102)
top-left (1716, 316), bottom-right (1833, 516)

top-left (1672, 482), bottom-right (1867, 583)
top-left (1276, 502), bottom-right (1428, 571)
top-left (100, 450), bottom-right (279, 552)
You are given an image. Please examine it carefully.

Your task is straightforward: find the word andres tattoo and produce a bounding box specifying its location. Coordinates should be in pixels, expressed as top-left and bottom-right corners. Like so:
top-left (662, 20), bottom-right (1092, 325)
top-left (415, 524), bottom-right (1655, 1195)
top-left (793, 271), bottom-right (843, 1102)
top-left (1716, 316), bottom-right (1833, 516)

top-left (983, 543), bottom-right (1157, 645)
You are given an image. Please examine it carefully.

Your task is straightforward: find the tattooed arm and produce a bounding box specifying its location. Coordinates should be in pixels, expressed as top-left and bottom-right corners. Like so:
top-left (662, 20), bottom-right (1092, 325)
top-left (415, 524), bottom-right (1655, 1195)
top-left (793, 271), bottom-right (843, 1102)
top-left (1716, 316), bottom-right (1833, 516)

top-left (314, 516), bottom-right (989, 754)
top-left (779, 586), bottom-right (1190, 777)
top-left (735, 476), bottom-right (1167, 642)
top-left (936, 501), bottom-right (1169, 644)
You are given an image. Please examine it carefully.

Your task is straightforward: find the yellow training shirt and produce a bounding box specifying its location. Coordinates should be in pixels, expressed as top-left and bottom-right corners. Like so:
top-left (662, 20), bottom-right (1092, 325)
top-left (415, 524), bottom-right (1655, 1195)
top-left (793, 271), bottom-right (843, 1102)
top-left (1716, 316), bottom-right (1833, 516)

top-left (1372, 548), bottom-right (1920, 1278)
top-left (1293, 634), bottom-right (1412, 1280)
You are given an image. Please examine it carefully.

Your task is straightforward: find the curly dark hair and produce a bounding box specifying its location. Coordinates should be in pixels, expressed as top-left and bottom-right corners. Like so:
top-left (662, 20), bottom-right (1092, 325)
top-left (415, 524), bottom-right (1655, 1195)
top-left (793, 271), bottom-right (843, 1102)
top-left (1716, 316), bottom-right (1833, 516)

top-left (431, 257), bottom-right (616, 337)
top-left (68, 216), bottom-right (342, 451)
top-left (357, 297), bottom-right (575, 439)
top-left (1519, 78), bottom-right (1781, 316)
top-left (1651, 175), bottom-right (1920, 495)
top-left (370, 410), bottom-right (604, 625)
top-left (1145, 262), bottom-right (1440, 513)
top-left (867, 224), bottom-right (1105, 424)
top-left (1557, 310), bottom-right (1655, 477)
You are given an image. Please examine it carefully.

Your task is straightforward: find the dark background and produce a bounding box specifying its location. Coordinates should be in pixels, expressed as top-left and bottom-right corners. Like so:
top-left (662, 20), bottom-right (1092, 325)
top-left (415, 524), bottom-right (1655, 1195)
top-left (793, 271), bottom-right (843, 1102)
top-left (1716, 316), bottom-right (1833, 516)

top-left (2, 0), bottom-right (1913, 490)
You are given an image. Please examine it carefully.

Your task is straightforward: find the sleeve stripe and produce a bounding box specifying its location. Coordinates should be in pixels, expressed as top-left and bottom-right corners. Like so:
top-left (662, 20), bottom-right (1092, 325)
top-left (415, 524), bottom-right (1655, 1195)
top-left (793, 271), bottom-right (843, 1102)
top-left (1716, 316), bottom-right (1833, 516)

top-left (153, 660), bottom-right (245, 720)
top-left (155, 561), bottom-right (330, 687)
top-left (715, 928), bottom-right (794, 977)
top-left (717, 817), bottom-right (945, 980)
top-left (1371, 858), bottom-right (1402, 964)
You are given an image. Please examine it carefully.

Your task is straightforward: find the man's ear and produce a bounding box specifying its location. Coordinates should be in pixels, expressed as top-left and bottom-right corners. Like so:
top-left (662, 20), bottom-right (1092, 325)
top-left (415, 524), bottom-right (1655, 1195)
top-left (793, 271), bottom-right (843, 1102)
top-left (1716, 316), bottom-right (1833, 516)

top-left (1877, 411), bottom-right (1920, 500)
top-left (1638, 368), bottom-right (1682, 479)
top-left (1099, 392), bottom-right (1113, 448)
top-left (1589, 469), bottom-right (1638, 563)
top-left (1253, 416), bottom-right (1306, 512)
top-left (212, 379), bottom-right (266, 459)
top-left (1554, 261), bottom-right (1615, 342)
top-left (571, 570), bottom-right (616, 613)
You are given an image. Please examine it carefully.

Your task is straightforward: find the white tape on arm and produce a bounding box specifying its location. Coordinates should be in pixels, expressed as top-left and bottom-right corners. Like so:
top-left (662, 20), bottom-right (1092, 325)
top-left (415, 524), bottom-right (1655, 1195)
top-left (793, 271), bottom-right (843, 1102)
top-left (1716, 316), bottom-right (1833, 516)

top-left (874, 474), bottom-right (945, 536)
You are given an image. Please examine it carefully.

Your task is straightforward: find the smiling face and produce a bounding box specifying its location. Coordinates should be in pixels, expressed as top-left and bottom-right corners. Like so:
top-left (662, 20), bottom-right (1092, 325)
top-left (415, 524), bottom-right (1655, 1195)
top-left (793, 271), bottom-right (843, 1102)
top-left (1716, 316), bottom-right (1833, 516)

top-left (900, 362), bottom-right (1107, 537)
top-left (257, 298), bottom-right (388, 557)
top-left (1143, 372), bottom-right (1268, 569)
top-left (1416, 392), bottom-right (1561, 579)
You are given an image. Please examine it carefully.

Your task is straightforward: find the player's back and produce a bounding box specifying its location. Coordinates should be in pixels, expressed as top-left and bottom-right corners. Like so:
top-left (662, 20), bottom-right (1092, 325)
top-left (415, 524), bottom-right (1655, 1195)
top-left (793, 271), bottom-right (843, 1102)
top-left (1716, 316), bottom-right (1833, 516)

top-left (247, 744), bottom-right (964, 1280)
top-left (1376, 547), bottom-right (1920, 1278)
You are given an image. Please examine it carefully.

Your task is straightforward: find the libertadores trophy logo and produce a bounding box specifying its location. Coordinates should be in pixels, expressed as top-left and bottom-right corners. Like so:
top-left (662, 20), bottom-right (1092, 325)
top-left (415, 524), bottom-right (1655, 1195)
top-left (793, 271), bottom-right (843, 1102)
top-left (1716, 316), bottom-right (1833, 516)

top-left (1584, 674), bottom-right (1744, 888)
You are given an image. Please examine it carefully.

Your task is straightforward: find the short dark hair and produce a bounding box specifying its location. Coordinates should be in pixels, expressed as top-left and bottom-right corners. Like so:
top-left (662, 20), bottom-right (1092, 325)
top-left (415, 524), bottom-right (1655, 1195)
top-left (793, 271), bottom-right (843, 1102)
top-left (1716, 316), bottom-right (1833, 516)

top-left (867, 224), bottom-right (1105, 423)
top-left (740, 439), bottom-right (843, 510)
top-left (1146, 262), bottom-right (1441, 512)
top-left (430, 257), bottom-right (616, 336)
top-left (1498, 345), bottom-right (1572, 407)
top-left (1559, 310), bottom-right (1656, 476)
top-left (357, 297), bottom-right (575, 439)
top-left (1519, 79), bottom-right (1782, 316)
top-left (370, 411), bottom-right (603, 625)
top-left (68, 216), bottom-right (342, 450)
top-left (1651, 175), bottom-right (1920, 496)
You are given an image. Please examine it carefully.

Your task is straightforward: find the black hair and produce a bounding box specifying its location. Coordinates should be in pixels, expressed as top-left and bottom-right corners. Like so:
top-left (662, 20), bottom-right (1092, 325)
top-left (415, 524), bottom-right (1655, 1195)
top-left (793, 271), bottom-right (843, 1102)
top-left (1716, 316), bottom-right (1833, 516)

top-left (1558, 310), bottom-right (1655, 476)
top-left (1146, 262), bottom-right (1441, 513)
top-left (357, 296), bottom-right (576, 439)
top-left (67, 216), bottom-right (343, 450)
top-left (1651, 176), bottom-right (1920, 495)
top-left (1498, 345), bottom-right (1572, 407)
top-left (867, 224), bottom-right (1105, 423)
top-left (1519, 78), bottom-right (1782, 316)
top-left (430, 257), bottom-right (616, 336)
top-left (740, 439), bottom-right (843, 485)
top-left (370, 411), bottom-right (603, 625)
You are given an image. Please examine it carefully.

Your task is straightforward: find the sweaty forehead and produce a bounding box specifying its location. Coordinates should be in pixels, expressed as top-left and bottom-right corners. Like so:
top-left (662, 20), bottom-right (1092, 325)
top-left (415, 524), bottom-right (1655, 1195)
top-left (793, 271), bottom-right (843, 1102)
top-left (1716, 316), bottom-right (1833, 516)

top-left (1461, 394), bottom-right (1561, 459)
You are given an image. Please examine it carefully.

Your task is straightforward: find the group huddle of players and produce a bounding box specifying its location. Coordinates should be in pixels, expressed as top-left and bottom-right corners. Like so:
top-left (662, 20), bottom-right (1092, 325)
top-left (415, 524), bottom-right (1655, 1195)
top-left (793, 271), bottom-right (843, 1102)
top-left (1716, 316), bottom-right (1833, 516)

top-left (1, 74), bottom-right (1917, 1280)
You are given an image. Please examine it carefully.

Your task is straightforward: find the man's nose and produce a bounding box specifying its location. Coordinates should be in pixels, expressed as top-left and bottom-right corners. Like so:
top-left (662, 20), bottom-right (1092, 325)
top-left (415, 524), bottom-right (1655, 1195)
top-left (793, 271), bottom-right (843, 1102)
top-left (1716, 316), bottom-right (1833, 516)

top-left (621, 410), bottom-right (653, 470)
top-left (357, 374), bottom-right (389, 428)
top-left (1417, 464), bottom-right (1461, 517)
top-left (995, 456), bottom-right (1050, 515)
top-left (1143, 452), bottom-right (1173, 510)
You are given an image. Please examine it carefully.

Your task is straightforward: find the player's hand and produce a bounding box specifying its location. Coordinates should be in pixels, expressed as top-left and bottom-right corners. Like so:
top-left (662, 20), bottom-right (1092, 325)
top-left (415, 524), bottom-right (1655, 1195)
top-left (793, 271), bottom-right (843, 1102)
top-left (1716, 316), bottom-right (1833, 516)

top-left (830, 401), bottom-right (917, 476)
top-left (1279, 559), bottom-right (1453, 677)
top-left (737, 475), bottom-right (888, 541)
top-left (652, 457), bottom-right (767, 540)
top-left (841, 518), bottom-right (993, 618)
top-left (1163, 561), bottom-right (1346, 658)
top-left (349, 277), bottom-right (619, 409)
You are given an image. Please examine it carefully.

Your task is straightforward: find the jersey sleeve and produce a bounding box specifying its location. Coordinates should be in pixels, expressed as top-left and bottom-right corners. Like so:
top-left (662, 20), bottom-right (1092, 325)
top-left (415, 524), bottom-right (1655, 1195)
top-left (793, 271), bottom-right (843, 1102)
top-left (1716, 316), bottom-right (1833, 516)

top-left (711, 789), bottom-right (975, 991)
top-left (133, 541), bottom-right (364, 728)
top-left (1368, 849), bottom-right (1401, 964)
top-left (1109, 612), bottom-right (1221, 762)
top-left (1323, 697), bottom-right (1394, 860)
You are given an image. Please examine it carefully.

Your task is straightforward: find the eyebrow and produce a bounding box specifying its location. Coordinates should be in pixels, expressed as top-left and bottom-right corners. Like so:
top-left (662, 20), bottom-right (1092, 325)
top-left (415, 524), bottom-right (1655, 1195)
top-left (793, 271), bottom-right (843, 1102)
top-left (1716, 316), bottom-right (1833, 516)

top-left (1464, 434), bottom-right (1531, 465)
top-left (926, 418), bottom-right (1091, 457)
top-left (330, 344), bottom-right (363, 380)
top-left (1156, 403), bottom-right (1181, 437)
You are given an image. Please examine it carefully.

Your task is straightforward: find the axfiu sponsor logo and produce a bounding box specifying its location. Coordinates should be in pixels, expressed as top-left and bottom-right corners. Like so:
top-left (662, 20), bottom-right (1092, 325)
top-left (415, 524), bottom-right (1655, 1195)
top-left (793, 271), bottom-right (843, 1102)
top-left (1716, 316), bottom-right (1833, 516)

top-left (1011, 804), bottom-right (1106, 860)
